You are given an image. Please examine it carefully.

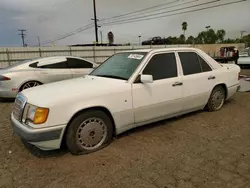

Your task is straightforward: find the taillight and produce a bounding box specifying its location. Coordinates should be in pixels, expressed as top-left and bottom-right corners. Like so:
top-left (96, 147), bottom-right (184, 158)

top-left (0, 75), bottom-right (11, 81)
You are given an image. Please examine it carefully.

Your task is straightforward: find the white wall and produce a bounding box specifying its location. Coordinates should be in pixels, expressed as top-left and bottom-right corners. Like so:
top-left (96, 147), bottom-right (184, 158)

top-left (0, 44), bottom-right (245, 68)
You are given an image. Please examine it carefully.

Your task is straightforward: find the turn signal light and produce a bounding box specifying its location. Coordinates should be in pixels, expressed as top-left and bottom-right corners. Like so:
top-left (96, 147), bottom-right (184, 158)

top-left (33, 108), bottom-right (49, 124)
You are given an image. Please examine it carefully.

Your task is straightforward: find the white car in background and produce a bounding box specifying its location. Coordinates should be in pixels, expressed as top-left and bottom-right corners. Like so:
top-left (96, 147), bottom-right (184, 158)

top-left (11, 48), bottom-right (240, 155)
top-left (238, 47), bottom-right (250, 67)
top-left (0, 56), bottom-right (98, 98)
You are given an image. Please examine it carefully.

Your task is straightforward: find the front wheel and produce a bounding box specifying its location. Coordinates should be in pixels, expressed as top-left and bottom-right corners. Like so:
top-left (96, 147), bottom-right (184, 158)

top-left (206, 85), bottom-right (226, 112)
top-left (20, 81), bottom-right (41, 91)
top-left (65, 110), bottom-right (114, 155)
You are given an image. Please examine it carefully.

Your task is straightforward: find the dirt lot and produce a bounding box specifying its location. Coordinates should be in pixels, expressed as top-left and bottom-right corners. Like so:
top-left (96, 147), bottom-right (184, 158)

top-left (0, 69), bottom-right (250, 188)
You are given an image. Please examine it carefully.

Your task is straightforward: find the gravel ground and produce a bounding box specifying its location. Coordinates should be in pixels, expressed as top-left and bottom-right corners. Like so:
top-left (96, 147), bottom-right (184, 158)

top-left (0, 69), bottom-right (250, 188)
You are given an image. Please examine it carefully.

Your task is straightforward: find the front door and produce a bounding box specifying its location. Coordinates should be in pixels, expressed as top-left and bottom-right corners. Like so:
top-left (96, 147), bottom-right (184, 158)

top-left (132, 52), bottom-right (183, 123)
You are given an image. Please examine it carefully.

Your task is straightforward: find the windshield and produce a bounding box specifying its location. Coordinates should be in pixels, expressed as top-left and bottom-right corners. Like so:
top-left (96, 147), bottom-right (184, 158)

top-left (90, 52), bottom-right (147, 80)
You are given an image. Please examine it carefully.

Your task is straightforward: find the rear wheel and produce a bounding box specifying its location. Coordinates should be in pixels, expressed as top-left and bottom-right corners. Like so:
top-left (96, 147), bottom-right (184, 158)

top-left (206, 85), bottom-right (226, 112)
top-left (66, 110), bottom-right (114, 155)
top-left (20, 81), bottom-right (41, 91)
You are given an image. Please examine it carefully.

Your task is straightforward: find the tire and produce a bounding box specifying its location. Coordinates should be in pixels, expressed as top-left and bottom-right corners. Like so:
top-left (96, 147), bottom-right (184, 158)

top-left (65, 110), bottom-right (114, 155)
top-left (20, 81), bottom-right (41, 92)
top-left (206, 85), bottom-right (226, 112)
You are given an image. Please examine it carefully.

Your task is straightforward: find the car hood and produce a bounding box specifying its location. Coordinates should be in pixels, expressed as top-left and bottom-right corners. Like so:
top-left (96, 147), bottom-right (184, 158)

top-left (21, 75), bottom-right (129, 107)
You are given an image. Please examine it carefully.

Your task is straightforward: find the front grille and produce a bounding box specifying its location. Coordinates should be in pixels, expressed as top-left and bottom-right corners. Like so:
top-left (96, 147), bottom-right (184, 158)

top-left (13, 94), bottom-right (26, 122)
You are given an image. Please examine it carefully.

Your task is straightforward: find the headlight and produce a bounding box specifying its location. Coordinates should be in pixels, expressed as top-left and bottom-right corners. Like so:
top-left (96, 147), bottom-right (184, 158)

top-left (26, 104), bottom-right (49, 124)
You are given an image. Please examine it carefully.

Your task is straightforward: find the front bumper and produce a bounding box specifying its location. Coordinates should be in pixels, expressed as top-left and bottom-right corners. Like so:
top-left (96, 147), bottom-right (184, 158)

top-left (11, 113), bottom-right (66, 150)
top-left (0, 86), bottom-right (18, 98)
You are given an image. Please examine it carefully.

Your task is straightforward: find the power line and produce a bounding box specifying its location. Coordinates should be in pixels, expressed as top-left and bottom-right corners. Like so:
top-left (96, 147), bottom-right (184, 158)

top-left (101, 0), bottom-right (247, 27)
top-left (100, 0), bottom-right (219, 26)
top-left (100, 0), bottom-right (180, 22)
top-left (39, 0), bottom-right (201, 44)
top-left (40, 0), bottom-right (247, 45)
top-left (99, 0), bottom-right (197, 23)
top-left (41, 24), bottom-right (94, 45)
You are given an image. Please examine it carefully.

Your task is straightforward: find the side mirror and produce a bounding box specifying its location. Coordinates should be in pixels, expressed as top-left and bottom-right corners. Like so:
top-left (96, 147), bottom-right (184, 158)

top-left (140, 74), bottom-right (153, 83)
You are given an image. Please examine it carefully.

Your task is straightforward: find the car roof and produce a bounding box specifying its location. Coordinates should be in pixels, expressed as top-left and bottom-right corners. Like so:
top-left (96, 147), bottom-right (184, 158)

top-left (36, 56), bottom-right (91, 61)
top-left (123, 47), bottom-right (200, 53)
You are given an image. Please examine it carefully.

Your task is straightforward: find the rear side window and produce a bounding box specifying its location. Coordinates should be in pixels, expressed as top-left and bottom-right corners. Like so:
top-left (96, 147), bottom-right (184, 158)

top-left (198, 56), bottom-right (212, 72)
top-left (143, 53), bottom-right (177, 80)
top-left (67, 58), bottom-right (93, 68)
top-left (178, 52), bottom-right (212, 75)
top-left (39, 61), bottom-right (68, 69)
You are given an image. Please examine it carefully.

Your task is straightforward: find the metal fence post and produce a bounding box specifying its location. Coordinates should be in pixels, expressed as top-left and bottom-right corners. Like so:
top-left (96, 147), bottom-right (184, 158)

top-left (6, 48), bottom-right (10, 66)
top-left (39, 48), bottom-right (42, 57)
top-left (69, 46), bottom-right (72, 56)
top-left (93, 45), bottom-right (96, 63)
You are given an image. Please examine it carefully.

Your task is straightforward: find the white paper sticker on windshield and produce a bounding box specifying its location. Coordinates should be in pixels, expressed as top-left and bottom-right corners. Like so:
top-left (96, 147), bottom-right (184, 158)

top-left (128, 54), bottom-right (144, 60)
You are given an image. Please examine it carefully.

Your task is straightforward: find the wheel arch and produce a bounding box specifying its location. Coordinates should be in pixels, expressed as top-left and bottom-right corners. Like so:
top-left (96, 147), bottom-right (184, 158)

top-left (213, 83), bottom-right (228, 99)
top-left (18, 80), bottom-right (43, 92)
top-left (206, 83), bottom-right (228, 105)
top-left (61, 106), bottom-right (117, 148)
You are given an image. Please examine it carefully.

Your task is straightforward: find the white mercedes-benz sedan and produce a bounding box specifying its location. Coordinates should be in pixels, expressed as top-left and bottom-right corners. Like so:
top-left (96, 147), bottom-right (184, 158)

top-left (11, 48), bottom-right (240, 155)
top-left (0, 56), bottom-right (98, 98)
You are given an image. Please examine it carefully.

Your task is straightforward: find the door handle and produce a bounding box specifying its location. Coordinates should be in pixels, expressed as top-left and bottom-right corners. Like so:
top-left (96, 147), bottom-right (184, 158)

top-left (172, 82), bottom-right (183, 87)
top-left (208, 76), bottom-right (216, 80)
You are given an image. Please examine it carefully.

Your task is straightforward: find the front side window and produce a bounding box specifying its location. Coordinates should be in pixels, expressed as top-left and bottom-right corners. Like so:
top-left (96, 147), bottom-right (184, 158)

top-left (143, 53), bottom-right (177, 80)
top-left (90, 52), bottom-right (147, 80)
top-left (67, 58), bottom-right (93, 68)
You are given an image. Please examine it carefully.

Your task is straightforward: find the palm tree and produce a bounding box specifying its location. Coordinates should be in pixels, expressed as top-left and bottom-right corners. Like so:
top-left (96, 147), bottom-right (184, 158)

top-left (107, 31), bottom-right (114, 45)
top-left (182, 22), bottom-right (188, 38)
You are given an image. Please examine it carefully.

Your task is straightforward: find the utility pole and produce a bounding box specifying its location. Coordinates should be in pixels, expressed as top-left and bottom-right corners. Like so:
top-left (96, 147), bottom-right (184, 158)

top-left (37, 36), bottom-right (41, 47)
top-left (100, 30), bottom-right (103, 44)
top-left (138, 35), bottom-right (141, 46)
top-left (18, 29), bottom-right (26, 47)
top-left (92, 0), bottom-right (98, 43)
top-left (205, 26), bottom-right (210, 31)
top-left (240, 31), bottom-right (246, 39)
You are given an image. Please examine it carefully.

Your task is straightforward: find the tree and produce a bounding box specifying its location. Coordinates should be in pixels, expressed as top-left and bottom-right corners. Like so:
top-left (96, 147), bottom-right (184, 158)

top-left (107, 31), bottom-right (114, 45)
top-left (182, 22), bottom-right (188, 38)
top-left (195, 31), bottom-right (206, 44)
top-left (186, 36), bottom-right (195, 44)
top-left (204, 29), bottom-right (217, 44)
top-left (216, 29), bottom-right (226, 43)
top-left (179, 34), bottom-right (186, 44)
top-left (224, 38), bottom-right (236, 44)
top-left (243, 34), bottom-right (250, 47)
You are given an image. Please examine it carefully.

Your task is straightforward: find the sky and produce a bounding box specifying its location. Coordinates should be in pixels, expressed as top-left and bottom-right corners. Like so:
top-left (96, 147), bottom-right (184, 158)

top-left (0, 0), bottom-right (250, 47)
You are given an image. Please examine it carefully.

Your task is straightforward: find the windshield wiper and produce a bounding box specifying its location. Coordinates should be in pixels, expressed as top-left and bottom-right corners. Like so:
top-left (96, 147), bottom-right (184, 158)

top-left (94, 74), bottom-right (127, 80)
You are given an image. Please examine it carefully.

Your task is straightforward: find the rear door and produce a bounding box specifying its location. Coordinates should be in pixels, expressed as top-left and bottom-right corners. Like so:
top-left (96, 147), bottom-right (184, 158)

top-left (177, 51), bottom-right (216, 111)
top-left (67, 58), bottom-right (94, 78)
top-left (35, 57), bottom-right (73, 83)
